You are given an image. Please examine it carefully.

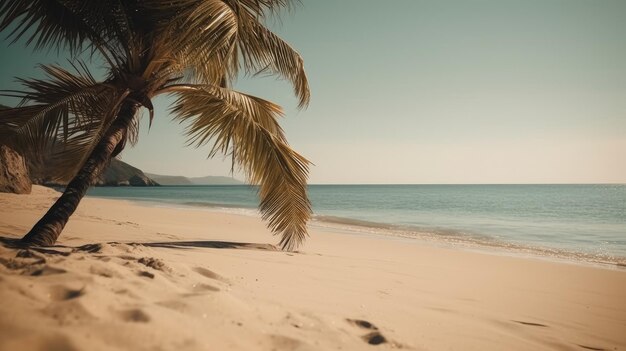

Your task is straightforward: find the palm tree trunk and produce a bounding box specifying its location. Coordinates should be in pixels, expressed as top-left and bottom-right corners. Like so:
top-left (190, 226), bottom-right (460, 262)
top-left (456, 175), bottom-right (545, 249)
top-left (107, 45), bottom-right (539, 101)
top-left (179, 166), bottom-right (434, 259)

top-left (21, 101), bottom-right (139, 246)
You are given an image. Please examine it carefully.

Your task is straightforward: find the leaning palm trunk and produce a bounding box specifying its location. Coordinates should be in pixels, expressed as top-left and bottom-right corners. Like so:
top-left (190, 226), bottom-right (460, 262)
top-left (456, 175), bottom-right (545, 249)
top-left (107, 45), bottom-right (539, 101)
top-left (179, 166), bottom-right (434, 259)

top-left (21, 101), bottom-right (139, 246)
top-left (1, 0), bottom-right (313, 250)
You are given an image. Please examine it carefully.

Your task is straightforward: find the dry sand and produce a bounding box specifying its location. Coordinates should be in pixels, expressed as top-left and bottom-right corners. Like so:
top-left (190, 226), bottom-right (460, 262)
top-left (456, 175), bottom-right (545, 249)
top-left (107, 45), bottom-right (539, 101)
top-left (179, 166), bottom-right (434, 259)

top-left (0, 186), bottom-right (624, 350)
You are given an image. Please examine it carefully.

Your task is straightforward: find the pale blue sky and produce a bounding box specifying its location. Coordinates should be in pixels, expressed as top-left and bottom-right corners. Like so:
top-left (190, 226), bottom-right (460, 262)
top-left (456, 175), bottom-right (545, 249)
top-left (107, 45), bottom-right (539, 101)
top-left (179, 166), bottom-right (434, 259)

top-left (1, 0), bottom-right (625, 183)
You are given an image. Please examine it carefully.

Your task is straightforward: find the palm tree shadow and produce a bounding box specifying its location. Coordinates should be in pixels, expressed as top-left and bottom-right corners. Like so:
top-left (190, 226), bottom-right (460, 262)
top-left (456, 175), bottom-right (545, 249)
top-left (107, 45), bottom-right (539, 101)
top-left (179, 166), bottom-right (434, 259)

top-left (0, 236), bottom-right (23, 248)
top-left (139, 240), bottom-right (279, 251)
top-left (0, 235), bottom-right (72, 256)
top-left (0, 235), bottom-right (279, 253)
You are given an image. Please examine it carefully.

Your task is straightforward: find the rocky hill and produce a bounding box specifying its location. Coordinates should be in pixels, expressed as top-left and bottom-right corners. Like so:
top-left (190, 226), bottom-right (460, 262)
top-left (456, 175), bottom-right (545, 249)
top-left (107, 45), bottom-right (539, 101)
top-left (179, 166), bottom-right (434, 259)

top-left (30, 158), bottom-right (159, 187)
top-left (96, 159), bottom-right (159, 186)
top-left (145, 173), bottom-right (193, 185)
top-left (146, 173), bottom-right (243, 185)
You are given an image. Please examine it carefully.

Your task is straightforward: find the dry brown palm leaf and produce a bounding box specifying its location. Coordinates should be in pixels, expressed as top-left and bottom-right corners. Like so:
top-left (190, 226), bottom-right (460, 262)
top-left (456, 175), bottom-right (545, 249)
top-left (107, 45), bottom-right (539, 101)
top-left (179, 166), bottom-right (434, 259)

top-left (0, 63), bottom-right (129, 180)
top-left (168, 84), bottom-right (311, 250)
top-left (234, 7), bottom-right (309, 108)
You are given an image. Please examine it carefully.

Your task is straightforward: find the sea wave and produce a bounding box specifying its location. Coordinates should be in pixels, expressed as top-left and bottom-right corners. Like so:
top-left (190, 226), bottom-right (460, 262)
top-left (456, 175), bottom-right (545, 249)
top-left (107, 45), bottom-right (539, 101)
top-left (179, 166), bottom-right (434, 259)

top-left (181, 201), bottom-right (256, 210)
top-left (89, 193), bottom-right (626, 269)
top-left (311, 215), bottom-right (626, 269)
top-left (176, 201), bottom-right (259, 216)
top-left (110, 198), bottom-right (260, 217)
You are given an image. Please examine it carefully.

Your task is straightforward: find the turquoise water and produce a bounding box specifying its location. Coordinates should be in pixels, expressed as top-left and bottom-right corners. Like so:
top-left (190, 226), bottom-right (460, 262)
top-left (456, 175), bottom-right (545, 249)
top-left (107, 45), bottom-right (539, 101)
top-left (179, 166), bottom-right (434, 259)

top-left (87, 184), bottom-right (626, 263)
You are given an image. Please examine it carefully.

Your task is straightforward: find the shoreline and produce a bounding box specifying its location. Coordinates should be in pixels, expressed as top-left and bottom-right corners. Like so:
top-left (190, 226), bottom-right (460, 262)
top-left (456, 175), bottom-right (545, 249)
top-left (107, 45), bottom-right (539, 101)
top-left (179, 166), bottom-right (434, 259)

top-left (2, 186), bottom-right (625, 350)
top-left (86, 193), bottom-right (626, 270)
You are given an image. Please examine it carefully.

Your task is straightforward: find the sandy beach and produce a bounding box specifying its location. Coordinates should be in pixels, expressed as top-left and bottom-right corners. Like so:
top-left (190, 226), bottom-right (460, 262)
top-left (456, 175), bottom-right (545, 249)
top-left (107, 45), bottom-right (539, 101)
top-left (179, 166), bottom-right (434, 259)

top-left (0, 186), bottom-right (624, 350)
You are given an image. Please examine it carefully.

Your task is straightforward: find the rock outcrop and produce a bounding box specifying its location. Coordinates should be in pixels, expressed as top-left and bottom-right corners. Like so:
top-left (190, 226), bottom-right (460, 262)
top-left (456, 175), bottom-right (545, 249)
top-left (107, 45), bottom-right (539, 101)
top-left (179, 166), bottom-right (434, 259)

top-left (95, 159), bottom-right (159, 186)
top-left (0, 144), bottom-right (32, 194)
top-left (0, 104), bottom-right (157, 188)
top-left (33, 158), bottom-right (159, 187)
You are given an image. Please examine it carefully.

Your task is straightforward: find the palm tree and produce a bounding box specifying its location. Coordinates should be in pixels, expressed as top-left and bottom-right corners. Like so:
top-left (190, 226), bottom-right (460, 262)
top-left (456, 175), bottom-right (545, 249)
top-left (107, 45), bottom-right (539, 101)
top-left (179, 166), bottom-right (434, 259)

top-left (0, 0), bottom-right (312, 250)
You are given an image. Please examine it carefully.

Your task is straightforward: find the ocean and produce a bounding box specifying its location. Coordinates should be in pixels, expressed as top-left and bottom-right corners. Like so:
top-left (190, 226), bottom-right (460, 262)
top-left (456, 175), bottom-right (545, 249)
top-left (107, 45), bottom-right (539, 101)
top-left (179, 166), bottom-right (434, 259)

top-left (87, 184), bottom-right (626, 265)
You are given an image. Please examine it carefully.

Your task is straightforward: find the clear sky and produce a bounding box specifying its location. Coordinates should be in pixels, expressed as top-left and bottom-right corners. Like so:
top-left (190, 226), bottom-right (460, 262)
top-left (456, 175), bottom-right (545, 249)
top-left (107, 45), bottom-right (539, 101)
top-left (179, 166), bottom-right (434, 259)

top-left (1, 0), bottom-right (625, 184)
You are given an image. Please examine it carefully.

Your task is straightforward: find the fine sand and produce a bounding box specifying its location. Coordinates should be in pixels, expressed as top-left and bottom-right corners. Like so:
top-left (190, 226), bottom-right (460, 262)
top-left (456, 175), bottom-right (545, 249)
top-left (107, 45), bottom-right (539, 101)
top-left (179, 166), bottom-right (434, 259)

top-left (0, 186), bottom-right (624, 351)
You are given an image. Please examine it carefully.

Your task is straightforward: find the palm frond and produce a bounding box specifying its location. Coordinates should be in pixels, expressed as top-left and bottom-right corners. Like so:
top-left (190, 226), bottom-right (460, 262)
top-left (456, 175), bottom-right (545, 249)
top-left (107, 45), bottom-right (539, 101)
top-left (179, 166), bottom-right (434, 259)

top-left (167, 84), bottom-right (311, 250)
top-left (0, 63), bottom-right (126, 180)
top-left (49, 89), bottom-right (130, 179)
top-left (168, 0), bottom-right (239, 66)
top-left (0, 0), bottom-right (124, 65)
top-left (1, 0), bottom-right (90, 51)
top-left (158, 0), bottom-right (309, 108)
top-left (131, 0), bottom-right (240, 88)
top-left (233, 5), bottom-right (310, 108)
top-left (224, 0), bottom-right (297, 17)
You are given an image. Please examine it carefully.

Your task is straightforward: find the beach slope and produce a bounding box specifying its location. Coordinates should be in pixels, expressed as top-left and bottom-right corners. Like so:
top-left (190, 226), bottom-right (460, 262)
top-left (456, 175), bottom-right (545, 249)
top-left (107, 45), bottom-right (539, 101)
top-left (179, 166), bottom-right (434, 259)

top-left (0, 186), bottom-right (624, 350)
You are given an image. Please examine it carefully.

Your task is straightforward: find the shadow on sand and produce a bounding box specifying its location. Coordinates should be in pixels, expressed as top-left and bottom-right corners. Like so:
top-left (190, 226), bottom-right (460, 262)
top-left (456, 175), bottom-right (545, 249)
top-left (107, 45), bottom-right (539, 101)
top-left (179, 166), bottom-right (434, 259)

top-left (141, 240), bottom-right (278, 251)
top-left (0, 236), bottom-right (23, 248)
top-left (0, 235), bottom-right (278, 253)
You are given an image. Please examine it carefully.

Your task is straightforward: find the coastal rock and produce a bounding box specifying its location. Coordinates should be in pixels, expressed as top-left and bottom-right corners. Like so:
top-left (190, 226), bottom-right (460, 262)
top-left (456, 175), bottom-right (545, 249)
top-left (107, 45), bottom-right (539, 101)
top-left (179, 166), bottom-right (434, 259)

top-left (97, 159), bottom-right (159, 186)
top-left (68, 159), bottom-right (159, 187)
top-left (128, 174), bottom-right (158, 186)
top-left (0, 144), bottom-right (32, 194)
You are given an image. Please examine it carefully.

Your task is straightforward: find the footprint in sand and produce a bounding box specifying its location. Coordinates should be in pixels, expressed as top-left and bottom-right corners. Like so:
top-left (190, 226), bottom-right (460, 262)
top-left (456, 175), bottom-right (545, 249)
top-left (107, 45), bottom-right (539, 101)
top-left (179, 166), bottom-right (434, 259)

top-left (362, 332), bottom-right (387, 345)
top-left (347, 318), bottom-right (378, 330)
top-left (511, 320), bottom-right (548, 327)
top-left (30, 265), bottom-right (67, 276)
top-left (193, 267), bottom-right (226, 282)
top-left (48, 285), bottom-right (84, 301)
top-left (346, 318), bottom-right (389, 346)
top-left (191, 283), bottom-right (220, 292)
top-left (118, 308), bottom-right (151, 323)
top-left (138, 271), bottom-right (155, 279)
top-left (577, 345), bottom-right (607, 351)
